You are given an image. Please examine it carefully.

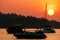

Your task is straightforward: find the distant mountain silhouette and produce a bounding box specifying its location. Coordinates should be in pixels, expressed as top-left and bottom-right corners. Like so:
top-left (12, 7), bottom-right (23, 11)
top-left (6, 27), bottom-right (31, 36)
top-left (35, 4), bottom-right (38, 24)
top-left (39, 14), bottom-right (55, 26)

top-left (0, 12), bottom-right (60, 28)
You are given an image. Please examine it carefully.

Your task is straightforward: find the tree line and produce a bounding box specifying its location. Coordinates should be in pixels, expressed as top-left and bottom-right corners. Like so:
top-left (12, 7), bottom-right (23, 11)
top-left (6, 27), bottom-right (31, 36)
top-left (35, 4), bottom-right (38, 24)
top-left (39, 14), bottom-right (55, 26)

top-left (0, 12), bottom-right (60, 28)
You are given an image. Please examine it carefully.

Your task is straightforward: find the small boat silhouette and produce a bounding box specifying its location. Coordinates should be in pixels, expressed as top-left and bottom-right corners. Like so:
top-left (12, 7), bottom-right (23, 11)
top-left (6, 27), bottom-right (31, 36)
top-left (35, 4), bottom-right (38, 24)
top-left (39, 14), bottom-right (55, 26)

top-left (14, 31), bottom-right (47, 39)
top-left (6, 25), bottom-right (24, 34)
top-left (40, 25), bottom-right (55, 33)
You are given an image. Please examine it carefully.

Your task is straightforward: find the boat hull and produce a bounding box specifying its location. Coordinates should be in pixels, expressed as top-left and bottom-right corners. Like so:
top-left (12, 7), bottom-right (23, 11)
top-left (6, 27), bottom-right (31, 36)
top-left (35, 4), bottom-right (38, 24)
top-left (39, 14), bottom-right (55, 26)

top-left (41, 30), bottom-right (55, 33)
top-left (6, 29), bottom-right (24, 34)
top-left (14, 33), bottom-right (47, 39)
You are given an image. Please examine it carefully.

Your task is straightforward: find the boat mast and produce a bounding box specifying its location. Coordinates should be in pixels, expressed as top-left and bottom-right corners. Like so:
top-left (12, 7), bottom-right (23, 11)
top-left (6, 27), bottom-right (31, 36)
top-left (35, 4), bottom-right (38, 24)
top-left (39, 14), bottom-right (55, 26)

top-left (45, 2), bottom-right (47, 19)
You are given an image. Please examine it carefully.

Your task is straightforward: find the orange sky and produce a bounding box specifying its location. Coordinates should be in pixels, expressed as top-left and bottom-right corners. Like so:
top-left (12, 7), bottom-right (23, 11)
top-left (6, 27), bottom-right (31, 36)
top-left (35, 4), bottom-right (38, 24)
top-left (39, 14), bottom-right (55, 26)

top-left (0, 0), bottom-right (60, 22)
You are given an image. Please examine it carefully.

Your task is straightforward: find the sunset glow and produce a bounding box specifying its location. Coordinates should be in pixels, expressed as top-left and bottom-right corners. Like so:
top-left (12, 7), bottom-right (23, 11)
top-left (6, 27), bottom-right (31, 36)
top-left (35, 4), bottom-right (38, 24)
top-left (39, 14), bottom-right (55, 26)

top-left (0, 0), bottom-right (60, 22)
top-left (48, 9), bottom-right (54, 16)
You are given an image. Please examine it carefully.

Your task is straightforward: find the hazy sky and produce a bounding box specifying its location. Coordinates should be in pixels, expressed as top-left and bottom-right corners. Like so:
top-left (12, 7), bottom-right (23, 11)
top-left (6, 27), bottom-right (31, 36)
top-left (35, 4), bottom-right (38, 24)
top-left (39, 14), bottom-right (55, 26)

top-left (0, 0), bottom-right (60, 22)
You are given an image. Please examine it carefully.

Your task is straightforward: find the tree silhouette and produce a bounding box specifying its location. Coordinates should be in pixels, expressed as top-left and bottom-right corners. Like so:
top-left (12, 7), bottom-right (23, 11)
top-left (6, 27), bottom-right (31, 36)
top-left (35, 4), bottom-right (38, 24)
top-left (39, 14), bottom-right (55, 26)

top-left (0, 12), bottom-right (60, 28)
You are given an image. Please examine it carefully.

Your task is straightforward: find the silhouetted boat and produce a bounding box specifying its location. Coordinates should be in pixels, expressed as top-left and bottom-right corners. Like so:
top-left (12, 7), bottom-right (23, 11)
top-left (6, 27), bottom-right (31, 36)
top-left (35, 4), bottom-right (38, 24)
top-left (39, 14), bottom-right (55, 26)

top-left (6, 25), bottom-right (24, 34)
top-left (6, 25), bottom-right (47, 39)
top-left (14, 31), bottom-right (47, 39)
top-left (41, 25), bottom-right (55, 33)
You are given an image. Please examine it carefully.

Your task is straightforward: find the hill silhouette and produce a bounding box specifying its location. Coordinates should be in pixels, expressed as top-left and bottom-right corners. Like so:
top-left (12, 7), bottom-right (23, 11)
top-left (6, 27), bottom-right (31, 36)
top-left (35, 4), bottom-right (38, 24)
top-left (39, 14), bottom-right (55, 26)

top-left (0, 12), bottom-right (60, 28)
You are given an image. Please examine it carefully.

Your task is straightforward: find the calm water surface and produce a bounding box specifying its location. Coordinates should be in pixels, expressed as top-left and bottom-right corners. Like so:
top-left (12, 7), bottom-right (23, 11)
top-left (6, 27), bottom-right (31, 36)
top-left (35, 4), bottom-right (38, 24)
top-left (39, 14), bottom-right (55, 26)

top-left (0, 29), bottom-right (60, 40)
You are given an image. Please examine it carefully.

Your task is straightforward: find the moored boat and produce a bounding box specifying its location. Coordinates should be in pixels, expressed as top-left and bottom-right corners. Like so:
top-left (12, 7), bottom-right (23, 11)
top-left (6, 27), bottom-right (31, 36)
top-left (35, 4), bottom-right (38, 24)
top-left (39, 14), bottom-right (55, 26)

top-left (14, 31), bottom-right (47, 39)
top-left (6, 25), bottom-right (24, 34)
top-left (41, 25), bottom-right (55, 33)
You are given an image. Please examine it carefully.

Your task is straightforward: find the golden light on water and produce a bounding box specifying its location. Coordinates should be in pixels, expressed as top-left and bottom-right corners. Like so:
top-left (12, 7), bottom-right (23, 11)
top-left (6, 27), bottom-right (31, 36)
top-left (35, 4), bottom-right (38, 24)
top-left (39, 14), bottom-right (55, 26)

top-left (48, 9), bottom-right (54, 16)
top-left (23, 28), bottom-right (40, 33)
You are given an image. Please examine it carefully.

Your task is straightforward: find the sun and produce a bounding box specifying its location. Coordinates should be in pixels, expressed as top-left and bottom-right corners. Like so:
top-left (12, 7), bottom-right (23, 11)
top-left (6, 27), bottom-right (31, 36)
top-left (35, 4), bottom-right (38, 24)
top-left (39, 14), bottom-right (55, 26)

top-left (48, 9), bottom-right (54, 16)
